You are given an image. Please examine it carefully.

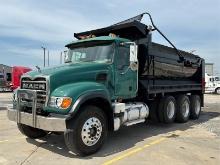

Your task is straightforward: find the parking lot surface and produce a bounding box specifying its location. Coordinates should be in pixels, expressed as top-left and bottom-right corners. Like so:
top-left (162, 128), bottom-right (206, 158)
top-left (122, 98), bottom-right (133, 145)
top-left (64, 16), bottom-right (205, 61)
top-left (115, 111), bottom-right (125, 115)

top-left (0, 93), bottom-right (220, 165)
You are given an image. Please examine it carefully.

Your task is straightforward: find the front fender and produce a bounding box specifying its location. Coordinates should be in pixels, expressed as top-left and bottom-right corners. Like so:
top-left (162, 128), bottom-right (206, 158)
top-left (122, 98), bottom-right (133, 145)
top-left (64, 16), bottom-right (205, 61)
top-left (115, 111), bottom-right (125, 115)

top-left (45, 82), bottom-right (111, 114)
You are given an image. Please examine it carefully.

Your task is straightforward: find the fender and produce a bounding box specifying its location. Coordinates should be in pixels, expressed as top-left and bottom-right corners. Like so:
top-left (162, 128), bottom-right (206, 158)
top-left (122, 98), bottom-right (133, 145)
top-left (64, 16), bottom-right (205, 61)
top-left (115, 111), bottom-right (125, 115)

top-left (46, 82), bottom-right (111, 115)
top-left (68, 90), bottom-right (111, 117)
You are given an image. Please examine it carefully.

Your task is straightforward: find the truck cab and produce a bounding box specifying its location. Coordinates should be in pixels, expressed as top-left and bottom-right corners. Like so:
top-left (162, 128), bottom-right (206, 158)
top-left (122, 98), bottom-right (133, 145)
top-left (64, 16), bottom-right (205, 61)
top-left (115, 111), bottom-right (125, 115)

top-left (64, 36), bottom-right (138, 100)
top-left (11, 66), bottom-right (32, 90)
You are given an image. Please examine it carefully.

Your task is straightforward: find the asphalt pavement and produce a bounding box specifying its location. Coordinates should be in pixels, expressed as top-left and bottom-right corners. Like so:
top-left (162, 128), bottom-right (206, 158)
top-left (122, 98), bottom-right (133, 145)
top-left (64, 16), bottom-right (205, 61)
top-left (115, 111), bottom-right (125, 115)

top-left (0, 92), bottom-right (12, 110)
top-left (0, 93), bottom-right (219, 165)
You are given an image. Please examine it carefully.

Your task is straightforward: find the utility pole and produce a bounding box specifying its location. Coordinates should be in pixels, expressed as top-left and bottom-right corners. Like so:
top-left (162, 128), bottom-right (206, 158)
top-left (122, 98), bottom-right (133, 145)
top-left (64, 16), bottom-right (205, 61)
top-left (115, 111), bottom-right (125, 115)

top-left (64, 50), bottom-right (67, 62)
top-left (47, 50), bottom-right (50, 66)
top-left (60, 52), bottom-right (62, 64)
top-left (41, 46), bottom-right (46, 67)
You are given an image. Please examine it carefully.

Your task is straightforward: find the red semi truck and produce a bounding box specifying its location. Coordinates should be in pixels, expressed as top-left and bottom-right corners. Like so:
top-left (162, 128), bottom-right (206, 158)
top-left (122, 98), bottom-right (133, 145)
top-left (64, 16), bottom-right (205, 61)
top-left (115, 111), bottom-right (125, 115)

top-left (10, 66), bottom-right (32, 90)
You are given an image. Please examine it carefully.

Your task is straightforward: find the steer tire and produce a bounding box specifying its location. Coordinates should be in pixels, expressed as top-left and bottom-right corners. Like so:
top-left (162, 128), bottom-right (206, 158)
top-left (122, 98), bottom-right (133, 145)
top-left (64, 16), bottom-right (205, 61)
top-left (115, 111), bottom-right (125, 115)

top-left (17, 123), bottom-right (47, 139)
top-left (190, 95), bottom-right (201, 119)
top-left (176, 95), bottom-right (190, 123)
top-left (158, 96), bottom-right (176, 123)
top-left (64, 105), bottom-right (107, 156)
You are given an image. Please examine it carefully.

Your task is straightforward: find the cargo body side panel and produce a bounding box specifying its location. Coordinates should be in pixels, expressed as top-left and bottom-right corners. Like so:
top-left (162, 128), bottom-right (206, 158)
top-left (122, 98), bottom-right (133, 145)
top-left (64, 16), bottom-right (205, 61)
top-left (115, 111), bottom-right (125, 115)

top-left (138, 42), bottom-right (203, 95)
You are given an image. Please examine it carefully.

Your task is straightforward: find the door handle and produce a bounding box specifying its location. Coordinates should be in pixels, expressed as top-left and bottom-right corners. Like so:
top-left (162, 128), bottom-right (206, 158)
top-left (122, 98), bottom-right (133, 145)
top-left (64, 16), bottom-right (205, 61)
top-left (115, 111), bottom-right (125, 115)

top-left (120, 66), bottom-right (130, 75)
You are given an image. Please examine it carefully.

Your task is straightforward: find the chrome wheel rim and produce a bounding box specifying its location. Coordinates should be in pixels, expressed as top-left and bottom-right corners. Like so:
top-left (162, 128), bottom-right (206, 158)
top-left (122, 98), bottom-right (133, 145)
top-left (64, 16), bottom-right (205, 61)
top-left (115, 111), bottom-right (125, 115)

top-left (81, 117), bottom-right (102, 146)
top-left (195, 99), bottom-right (201, 115)
top-left (182, 100), bottom-right (190, 118)
top-left (216, 89), bottom-right (220, 94)
top-left (167, 101), bottom-right (175, 119)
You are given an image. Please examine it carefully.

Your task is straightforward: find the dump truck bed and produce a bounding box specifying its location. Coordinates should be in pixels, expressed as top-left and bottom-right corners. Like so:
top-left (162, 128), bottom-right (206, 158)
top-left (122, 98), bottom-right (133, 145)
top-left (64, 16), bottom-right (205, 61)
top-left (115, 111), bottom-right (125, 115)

top-left (74, 18), bottom-right (204, 98)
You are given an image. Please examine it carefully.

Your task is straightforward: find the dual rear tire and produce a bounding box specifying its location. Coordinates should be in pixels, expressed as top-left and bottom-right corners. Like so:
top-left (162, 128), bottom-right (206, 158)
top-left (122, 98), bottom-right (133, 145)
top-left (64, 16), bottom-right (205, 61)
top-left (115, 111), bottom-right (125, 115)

top-left (150, 94), bottom-right (201, 123)
top-left (158, 96), bottom-right (176, 123)
top-left (190, 95), bottom-right (201, 119)
top-left (176, 95), bottom-right (190, 123)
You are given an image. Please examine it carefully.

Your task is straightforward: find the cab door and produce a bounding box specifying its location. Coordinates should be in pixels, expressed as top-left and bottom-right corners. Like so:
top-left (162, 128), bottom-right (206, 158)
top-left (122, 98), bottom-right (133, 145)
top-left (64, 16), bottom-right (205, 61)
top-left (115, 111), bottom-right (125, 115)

top-left (114, 44), bottom-right (138, 99)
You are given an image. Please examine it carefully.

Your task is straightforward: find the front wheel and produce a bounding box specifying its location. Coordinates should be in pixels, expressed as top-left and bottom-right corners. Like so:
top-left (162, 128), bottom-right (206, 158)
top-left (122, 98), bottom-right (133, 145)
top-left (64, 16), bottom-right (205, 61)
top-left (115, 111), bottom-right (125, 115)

top-left (64, 105), bottom-right (107, 156)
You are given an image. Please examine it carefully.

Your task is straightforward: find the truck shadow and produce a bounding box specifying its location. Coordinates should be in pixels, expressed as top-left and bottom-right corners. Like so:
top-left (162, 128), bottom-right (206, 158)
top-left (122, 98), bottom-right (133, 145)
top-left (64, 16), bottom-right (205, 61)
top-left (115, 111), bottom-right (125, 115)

top-left (26, 110), bottom-right (220, 159)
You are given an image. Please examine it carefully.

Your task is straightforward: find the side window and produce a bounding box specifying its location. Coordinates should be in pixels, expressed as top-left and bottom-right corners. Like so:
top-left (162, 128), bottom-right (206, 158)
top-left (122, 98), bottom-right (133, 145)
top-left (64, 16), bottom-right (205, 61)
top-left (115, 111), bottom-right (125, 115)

top-left (73, 52), bottom-right (86, 61)
top-left (6, 73), bottom-right (11, 81)
top-left (117, 46), bottom-right (130, 70)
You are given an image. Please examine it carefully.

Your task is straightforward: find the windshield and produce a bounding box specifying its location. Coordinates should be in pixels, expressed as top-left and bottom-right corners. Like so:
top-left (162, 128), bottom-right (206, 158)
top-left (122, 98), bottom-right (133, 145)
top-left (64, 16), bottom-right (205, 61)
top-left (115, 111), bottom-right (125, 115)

top-left (65, 42), bottom-right (114, 64)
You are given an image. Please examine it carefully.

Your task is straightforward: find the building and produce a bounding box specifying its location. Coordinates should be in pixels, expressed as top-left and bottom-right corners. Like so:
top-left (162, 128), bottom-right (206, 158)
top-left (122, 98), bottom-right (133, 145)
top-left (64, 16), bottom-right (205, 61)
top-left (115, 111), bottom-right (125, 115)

top-left (205, 63), bottom-right (214, 76)
top-left (0, 64), bottom-right (12, 81)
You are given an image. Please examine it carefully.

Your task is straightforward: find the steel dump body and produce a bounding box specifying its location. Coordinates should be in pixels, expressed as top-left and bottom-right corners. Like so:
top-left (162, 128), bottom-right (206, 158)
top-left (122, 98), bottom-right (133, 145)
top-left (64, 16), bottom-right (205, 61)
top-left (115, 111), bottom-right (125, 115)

top-left (75, 20), bottom-right (204, 96)
top-left (146, 42), bottom-right (200, 79)
top-left (139, 42), bottom-right (204, 95)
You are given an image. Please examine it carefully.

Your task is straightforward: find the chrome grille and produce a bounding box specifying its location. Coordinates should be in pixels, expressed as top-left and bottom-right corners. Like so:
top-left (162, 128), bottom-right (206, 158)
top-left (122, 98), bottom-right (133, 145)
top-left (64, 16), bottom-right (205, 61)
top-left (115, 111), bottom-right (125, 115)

top-left (21, 77), bottom-right (48, 106)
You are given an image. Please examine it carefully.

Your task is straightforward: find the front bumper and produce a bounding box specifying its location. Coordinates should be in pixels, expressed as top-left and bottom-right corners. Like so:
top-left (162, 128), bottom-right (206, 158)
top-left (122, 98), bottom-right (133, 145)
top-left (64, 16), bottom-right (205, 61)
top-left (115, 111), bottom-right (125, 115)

top-left (7, 89), bottom-right (67, 132)
top-left (7, 107), bottom-right (66, 132)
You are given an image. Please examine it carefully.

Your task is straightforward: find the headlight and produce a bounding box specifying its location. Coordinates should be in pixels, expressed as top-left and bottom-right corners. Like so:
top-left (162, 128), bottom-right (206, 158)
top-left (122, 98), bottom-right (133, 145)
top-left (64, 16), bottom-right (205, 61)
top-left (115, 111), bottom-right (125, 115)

top-left (49, 97), bottom-right (72, 109)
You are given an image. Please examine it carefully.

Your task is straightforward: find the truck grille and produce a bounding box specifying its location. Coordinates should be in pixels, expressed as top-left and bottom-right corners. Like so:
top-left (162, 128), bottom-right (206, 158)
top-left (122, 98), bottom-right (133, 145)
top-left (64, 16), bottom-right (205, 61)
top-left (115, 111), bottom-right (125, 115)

top-left (21, 77), bottom-right (48, 106)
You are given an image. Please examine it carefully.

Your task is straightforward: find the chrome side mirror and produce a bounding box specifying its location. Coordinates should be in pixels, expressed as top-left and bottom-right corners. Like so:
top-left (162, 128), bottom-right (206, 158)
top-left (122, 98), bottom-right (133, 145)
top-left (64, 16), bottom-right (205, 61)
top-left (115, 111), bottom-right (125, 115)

top-left (129, 44), bottom-right (138, 63)
top-left (129, 43), bottom-right (138, 71)
top-left (120, 42), bottom-right (138, 71)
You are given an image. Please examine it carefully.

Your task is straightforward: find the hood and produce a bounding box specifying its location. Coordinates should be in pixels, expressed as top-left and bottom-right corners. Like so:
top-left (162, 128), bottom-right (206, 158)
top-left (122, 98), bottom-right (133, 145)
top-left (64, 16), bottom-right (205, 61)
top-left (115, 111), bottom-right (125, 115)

top-left (25, 62), bottom-right (111, 92)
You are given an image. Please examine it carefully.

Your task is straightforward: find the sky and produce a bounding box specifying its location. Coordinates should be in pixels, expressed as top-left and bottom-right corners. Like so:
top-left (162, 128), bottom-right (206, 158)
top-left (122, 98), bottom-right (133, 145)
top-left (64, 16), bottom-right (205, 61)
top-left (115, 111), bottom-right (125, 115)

top-left (0, 0), bottom-right (220, 74)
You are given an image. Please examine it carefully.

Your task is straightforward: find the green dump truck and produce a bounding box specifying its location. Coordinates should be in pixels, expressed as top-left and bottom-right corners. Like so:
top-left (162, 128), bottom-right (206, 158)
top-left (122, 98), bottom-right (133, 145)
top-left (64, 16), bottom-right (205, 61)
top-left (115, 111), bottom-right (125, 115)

top-left (8, 13), bottom-right (205, 156)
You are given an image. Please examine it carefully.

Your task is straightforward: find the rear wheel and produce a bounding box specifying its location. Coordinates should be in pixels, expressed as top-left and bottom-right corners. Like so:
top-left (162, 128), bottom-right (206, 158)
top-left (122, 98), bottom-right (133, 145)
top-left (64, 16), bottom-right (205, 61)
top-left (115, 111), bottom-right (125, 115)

top-left (17, 123), bottom-right (47, 139)
top-left (158, 96), bottom-right (176, 123)
top-left (176, 95), bottom-right (190, 123)
top-left (64, 105), bottom-right (107, 156)
top-left (215, 88), bottom-right (220, 94)
top-left (190, 95), bottom-right (201, 119)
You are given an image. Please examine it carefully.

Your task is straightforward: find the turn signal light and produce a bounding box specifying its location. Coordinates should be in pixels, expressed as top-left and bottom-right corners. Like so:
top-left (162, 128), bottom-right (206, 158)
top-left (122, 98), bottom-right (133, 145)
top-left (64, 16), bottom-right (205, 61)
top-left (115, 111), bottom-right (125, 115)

top-left (60, 98), bottom-right (72, 109)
